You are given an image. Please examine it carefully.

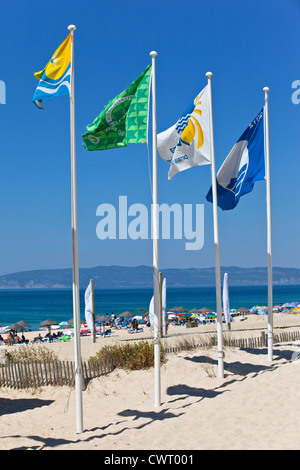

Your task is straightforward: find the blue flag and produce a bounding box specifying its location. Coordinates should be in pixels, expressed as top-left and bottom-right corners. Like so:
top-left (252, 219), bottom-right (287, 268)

top-left (206, 108), bottom-right (265, 210)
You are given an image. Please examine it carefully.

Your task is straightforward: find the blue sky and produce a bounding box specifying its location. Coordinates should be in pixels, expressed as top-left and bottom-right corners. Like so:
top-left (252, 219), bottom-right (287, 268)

top-left (0, 0), bottom-right (299, 275)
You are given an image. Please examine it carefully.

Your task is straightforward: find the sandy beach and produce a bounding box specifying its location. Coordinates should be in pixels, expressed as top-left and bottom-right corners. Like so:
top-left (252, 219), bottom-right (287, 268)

top-left (1, 312), bottom-right (300, 450)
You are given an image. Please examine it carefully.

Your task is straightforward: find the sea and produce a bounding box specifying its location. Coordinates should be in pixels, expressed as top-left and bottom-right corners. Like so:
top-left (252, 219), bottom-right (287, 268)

top-left (0, 284), bottom-right (300, 331)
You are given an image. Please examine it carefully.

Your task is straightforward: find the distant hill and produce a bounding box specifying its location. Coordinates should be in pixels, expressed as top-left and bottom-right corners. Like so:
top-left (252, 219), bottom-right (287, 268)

top-left (0, 265), bottom-right (300, 289)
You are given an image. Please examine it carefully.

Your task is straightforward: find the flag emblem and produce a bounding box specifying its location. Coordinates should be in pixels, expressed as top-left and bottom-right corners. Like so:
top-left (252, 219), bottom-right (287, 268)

top-left (157, 85), bottom-right (211, 179)
top-left (179, 94), bottom-right (204, 149)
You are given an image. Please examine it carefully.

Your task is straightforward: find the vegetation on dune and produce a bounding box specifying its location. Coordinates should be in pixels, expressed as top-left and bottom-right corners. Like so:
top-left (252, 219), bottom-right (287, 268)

top-left (89, 340), bottom-right (165, 371)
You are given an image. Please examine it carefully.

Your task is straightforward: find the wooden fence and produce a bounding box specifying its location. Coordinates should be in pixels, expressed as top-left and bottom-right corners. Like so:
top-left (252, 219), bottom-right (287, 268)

top-left (0, 356), bottom-right (121, 390)
top-left (164, 330), bottom-right (300, 354)
top-left (1, 330), bottom-right (300, 389)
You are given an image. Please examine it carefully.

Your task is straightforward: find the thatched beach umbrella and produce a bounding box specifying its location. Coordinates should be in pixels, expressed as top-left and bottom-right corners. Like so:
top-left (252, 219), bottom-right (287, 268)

top-left (95, 314), bottom-right (109, 334)
top-left (8, 322), bottom-right (22, 332)
top-left (39, 319), bottom-right (59, 335)
top-left (235, 307), bottom-right (250, 314)
top-left (118, 311), bottom-right (134, 318)
top-left (199, 307), bottom-right (214, 314)
top-left (39, 319), bottom-right (59, 328)
top-left (17, 320), bottom-right (31, 331)
top-left (170, 306), bottom-right (190, 313)
top-left (67, 318), bottom-right (85, 326)
top-left (95, 314), bottom-right (109, 323)
top-left (190, 308), bottom-right (201, 314)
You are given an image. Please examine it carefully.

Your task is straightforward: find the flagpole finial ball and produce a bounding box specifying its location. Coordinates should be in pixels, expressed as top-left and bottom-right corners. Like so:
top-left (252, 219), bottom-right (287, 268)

top-left (206, 72), bottom-right (213, 78)
top-left (263, 87), bottom-right (269, 93)
top-left (150, 51), bottom-right (158, 57)
top-left (68, 25), bottom-right (77, 31)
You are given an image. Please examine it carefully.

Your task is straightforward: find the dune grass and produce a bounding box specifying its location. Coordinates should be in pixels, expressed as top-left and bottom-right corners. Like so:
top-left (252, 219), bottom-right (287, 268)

top-left (89, 340), bottom-right (165, 371)
top-left (6, 345), bottom-right (58, 363)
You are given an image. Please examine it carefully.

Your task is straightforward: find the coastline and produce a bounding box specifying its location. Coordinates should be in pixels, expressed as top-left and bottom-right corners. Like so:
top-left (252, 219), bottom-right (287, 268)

top-left (3, 311), bottom-right (300, 361)
top-left (0, 284), bottom-right (299, 332)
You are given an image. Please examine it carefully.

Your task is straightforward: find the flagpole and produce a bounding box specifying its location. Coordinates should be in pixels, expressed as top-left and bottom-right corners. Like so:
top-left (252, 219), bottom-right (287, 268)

top-left (150, 50), bottom-right (161, 407)
top-left (68, 24), bottom-right (83, 434)
top-left (206, 72), bottom-right (224, 378)
top-left (263, 86), bottom-right (273, 362)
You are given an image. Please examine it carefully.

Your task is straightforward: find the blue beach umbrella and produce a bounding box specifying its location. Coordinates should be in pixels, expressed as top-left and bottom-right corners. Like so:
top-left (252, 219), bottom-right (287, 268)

top-left (257, 307), bottom-right (267, 315)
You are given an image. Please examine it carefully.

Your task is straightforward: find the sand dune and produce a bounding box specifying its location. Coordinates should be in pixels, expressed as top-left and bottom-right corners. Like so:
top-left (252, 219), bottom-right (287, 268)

top-left (1, 313), bottom-right (300, 450)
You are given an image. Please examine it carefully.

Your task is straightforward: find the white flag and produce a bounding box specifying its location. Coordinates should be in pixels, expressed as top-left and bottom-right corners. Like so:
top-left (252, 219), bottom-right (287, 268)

top-left (157, 85), bottom-right (211, 180)
top-left (149, 296), bottom-right (154, 329)
top-left (84, 281), bottom-right (94, 339)
top-left (222, 272), bottom-right (231, 324)
top-left (162, 278), bottom-right (167, 335)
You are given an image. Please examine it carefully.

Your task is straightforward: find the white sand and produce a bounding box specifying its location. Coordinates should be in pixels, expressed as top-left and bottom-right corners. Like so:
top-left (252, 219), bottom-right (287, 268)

top-left (1, 312), bottom-right (300, 450)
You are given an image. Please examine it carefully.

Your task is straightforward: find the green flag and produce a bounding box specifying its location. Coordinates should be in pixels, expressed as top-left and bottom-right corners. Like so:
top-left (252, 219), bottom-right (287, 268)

top-left (82, 64), bottom-right (152, 151)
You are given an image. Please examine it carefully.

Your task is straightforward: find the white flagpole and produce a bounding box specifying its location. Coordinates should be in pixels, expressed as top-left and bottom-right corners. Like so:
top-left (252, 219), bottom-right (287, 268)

top-left (206, 72), bottom-right (224, 378)
top-left (150, 50), bottom-right (161, 407)
top-left (68, 24), bottom-right (83, 433)
top-left (263, 86), bottom-right (273, 362)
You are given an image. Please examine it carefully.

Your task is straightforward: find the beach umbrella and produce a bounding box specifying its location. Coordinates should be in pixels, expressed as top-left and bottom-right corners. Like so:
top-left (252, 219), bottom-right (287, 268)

top-left (257, 307), bottom-right (268, 315)
top-left (8, 322), bottom-right (22, 332)
top-left (199, 307), bottom-right (214, 313)
top-left (59, 321), bottom-right (69, 327)
top-left (39, 319), bottom-right (59, 328)
top-left (67, 318), bottom-right (85, 325)
top-left (170, 306), bottom-right (190, 313)
top-left (189, 308), bottom-right (201, 314)
top-left (190, 313), bottom-right (200, 319)
top-left (17, 320), bottom-right (31, 331)
top-left (235, 307), bottom-right (250, 314)
top-left (95, 314), bottom-right (109, 323)
top-left (39, 319), bottom-right (59, 334)
top-left (118, 311), bottom-right (134, 318)
top-left (167, 313), bottom-right (177, 318)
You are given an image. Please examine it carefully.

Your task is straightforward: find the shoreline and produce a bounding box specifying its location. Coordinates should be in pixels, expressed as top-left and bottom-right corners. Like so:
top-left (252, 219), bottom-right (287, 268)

top-left (2, 311), bottom-right (300, 361)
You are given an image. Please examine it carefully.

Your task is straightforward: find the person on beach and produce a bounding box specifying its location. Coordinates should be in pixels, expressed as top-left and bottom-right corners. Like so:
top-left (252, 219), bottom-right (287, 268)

top-left (21, 334), bottom-right (28, 343)
top-left (14, 334), bottom-right (22, 343)
top-left (7, 331), bottom-right (14, 346)
top-left (132, 318), bottom-right (138, 331)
